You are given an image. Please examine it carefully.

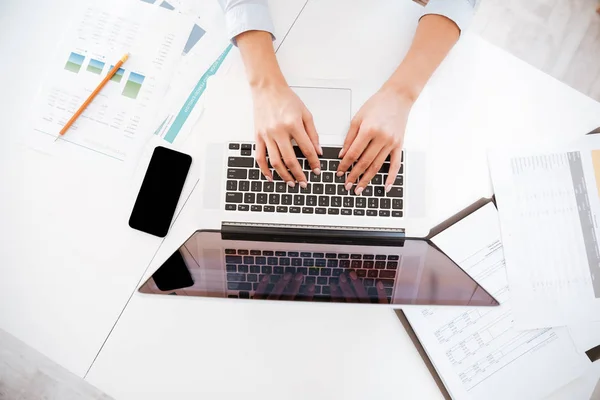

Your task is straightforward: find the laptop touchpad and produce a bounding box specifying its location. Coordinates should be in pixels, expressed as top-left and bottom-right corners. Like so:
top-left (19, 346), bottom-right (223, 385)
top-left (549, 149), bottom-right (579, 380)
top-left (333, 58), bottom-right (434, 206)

top-left (291, 86), bottom-right (352, 146)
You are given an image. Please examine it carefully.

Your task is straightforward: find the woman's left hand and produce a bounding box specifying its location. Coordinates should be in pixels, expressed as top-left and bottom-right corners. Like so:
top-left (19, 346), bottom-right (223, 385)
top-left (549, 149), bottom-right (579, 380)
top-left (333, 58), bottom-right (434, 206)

top-left (337, 87), bottom-right (414, 195)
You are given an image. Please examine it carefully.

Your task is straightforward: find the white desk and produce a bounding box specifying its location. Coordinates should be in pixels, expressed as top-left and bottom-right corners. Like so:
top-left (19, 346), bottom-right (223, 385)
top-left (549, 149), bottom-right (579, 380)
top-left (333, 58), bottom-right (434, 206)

top-left (1, 0), bottom-right (599, 398)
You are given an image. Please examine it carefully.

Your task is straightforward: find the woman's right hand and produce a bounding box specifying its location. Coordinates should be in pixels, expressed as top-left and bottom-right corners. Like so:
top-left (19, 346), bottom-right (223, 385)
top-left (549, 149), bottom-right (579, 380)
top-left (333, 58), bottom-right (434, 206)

top-left (251, 83), bottom-right (322, 187)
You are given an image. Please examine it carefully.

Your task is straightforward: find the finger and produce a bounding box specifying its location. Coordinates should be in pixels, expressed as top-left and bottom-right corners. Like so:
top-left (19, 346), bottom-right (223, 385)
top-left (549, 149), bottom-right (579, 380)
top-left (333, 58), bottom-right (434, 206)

top-left (255, 137), bottom-right (272, 181)
top-left (345, 141), bottom-right (385, 194)
top-left (302, 107), bottom-right (322, 156)
top-left (293, 123), bottom-right (321, 174)
top-left (384, 147), bottom-right (403, 193)
top-left (277, 139), bottom-right (308, 186)
top-left (348, 271), bottom-right (369, 303)
top-left (268, 272), bottom-right (293, 300)
top-left (339, 273), bottom-right (356, 303)
top-left (305, 282), bottom-right (316, 302)
top-left (355, 145), bottom-right (392, 195)
top-left (265, 138), bottom-right (295, 185)
top-left (376, 280), bottom-right (389, 304)
top-left (254, 274), bottom-right (270, 300)
top-left (337, 127), bottom-right (371, 177)
top-left (330, 284), bottom-right (343, 302)
top-left (281, 272), bottom-right (304, 300)
top-left (339, 117), bottom-right (361, 158)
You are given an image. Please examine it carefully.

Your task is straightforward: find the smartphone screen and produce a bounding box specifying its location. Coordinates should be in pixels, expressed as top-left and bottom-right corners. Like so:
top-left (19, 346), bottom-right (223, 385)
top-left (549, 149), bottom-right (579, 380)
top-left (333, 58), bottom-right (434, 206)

top-left (129, 146), bottom-right (192, 237)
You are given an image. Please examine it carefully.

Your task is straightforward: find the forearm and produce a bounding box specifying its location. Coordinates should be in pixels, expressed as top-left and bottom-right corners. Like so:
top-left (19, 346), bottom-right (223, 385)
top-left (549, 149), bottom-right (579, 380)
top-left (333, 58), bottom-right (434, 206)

top-left (236, 30), bottom-right (286, 91)
top-left (384, 14), bottom-right (460, 101)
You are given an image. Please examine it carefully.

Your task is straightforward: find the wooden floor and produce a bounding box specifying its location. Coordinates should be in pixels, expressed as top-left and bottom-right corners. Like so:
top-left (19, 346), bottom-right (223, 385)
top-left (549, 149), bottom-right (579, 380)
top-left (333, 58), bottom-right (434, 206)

top-left (1, 1), bottom-right (599, 400)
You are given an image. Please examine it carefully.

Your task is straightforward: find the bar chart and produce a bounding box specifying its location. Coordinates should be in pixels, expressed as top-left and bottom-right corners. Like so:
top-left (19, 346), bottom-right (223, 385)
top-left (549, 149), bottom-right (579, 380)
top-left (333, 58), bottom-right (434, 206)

top-left (109, 65), bottom-right (125, 82)
top-left (122, 72), bottom-right (145, 99)
top-left (64, 52), bottom-right (85, 73)
top-left (86, 58), bottom-right (105, 74)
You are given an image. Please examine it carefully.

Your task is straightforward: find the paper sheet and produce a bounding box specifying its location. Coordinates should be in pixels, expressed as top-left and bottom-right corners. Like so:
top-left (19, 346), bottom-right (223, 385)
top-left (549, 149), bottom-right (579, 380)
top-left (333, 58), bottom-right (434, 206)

top-left (569, 322), bottom-right (600, 353)
top-left (404, 204), bottom-right (590, 400)
top-left (27, 0), bottom-right (192, 169)
top-left (489, 136), bottom-right (600, 329)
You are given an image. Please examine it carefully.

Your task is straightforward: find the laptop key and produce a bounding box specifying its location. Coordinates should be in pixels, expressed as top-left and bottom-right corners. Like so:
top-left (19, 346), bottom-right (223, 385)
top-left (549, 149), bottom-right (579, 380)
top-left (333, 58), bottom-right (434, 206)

top-left (332, 269), bottom-right (342, 277)
top-left (355, 197), bottom-right (366, 208)
top-left (226, 193), bottom-right (243, 203)
top-left (394, 176), bottom-right (403, 185)
top-left (282, 194), bottom-right (293, 205)
top-left (316, 258), bottom-right (326, 267)
top-left (339, 254), bottom-right (350, 259)
top-left (351, 260), bottom-right (362, 268)
top-left (313, 184), bottom-right (324, 194)
top-left (228, 157), bottom-right (254, 168)
top-left (322, 172), bottom-right (333, 183)
top-left (375, 261), bottom-right (386, 269)
top-left (251, 181), bottom-right (262, 192)
top-left (238, 204), bottom-right (250, 211)
top-left (241, 144), bottom-right (252, 150)
top-left (363, 261), bottom-right (374, 269)
top-left (251, 205), bottom-right (262, 212)
top-left (276, 182), bottom-right (287, 192)
top-left (307, 195), bottom-right (317, 206)
top-left (290, 206), bottom-right (301, 213)
top-left (317, 277), bottom-right (328, 285)
top-left (239, 181), bottom-right (250, 191)
top-left (257, 194), bottom-right (268, 204)
top-left (380, 199), bottom-right (391, 209)
top-left (380, 270), bottom-right (396, 279)
top-left (379, 210), bottom-right (390, 217)
top-left (244, 193), bottom-right (255, 203)
top-left (341, 209), bottom-right (351, 216)
top-left (227, 273), bottom-right (246, 282)
top-left (325, 184), bottom-right (336, 195)
top-left (297, 267), bottom-right (307, 275)
top-left (264, 182), bottom-right (275, 192)
top-left (238, 265), bottom-right (249, 273)
top-left (328, 208), bottom-right (339, 215)
top-left (357, 269), bottom-right (367, 278)
top-left (329, 160), bottom-right (340, 171)
top-left (367, 210), bottom-right (377, 216)
top-left (392, 211), bottom-right (403, 217)
top-left (226, 264), bottom-right (236, 272)
top-left (229, 143), bottom-right (240, 150)
top-left (279, 257), bottom-right (291, 265)
top-left (241, 149), bottom-right (251, 156)
top-left (331, 197), bottom-right (342, 207)
top-left (387, 261), bottom-right (398, 269)
top-left (302, 207), bottom-right (314, 214)
top-left (264, 206), bottom-right (275, 212)
top-left (294, 195), bottom-right (305, 206)
top-left (372, 174), bottom-right (383, 185)
top-left (327, 259), bottom-right (338, 268)
top-left (292, 258), bottom-right (302, 266)
top-left (367, 270), bottom-right (378, 278)
top-left (343, 197), bottom-right (354, 207)
top-left (309, 267), bottom-right (319, 275)
top-left (225, 204), bottom-right (236, 211)
top-left (339, 260), bottom-right (350, 268)
top-left (227, 169), bottom-right (247, 179)
top-left (363, 186), bottom-right (373, 196)
top-left (335, 174), bottom-right (345, 183)
top-left (274, 266), bottom-right (284, 274)
top-left (250, 265), bottom-right (261, 273)
top-left (392, 199), bottom-right (403, 209)
top-left (249, 169), bottom-right (260, 180)
top-left (374, 186), bottom-right (385, 197)
top-left (337, 185), bottom-right (348, 195)
top-left (353, 209), bottom-right (365, 216)
top-left (288, 184), bottom-right (299, 193)
top-left (269, 194), bottom-right (280, 204)
top-left (387, 187), bottom-right (403, 197)
top-left (368, 198), bottom-right (379, 208)
top-left (321, 147), bottom-right (340, 159)
top-left (320, 268), bottom-right (332, 276)
top-left (226, 180), bottom-right (237, 191)
top-left (316, 207), bottom-right (326, 214)
top-left (300, 184), bottom-right (312, 194)
top-left (277, 206), bottom-right (288, 213)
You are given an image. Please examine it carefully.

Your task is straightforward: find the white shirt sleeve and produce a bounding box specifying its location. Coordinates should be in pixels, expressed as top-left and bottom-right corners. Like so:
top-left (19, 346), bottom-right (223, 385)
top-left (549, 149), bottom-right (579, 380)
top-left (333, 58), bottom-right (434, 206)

top-left (217, 0), bottom-right (276, 45)
top-left (421, 0), bottom-right (478, 32)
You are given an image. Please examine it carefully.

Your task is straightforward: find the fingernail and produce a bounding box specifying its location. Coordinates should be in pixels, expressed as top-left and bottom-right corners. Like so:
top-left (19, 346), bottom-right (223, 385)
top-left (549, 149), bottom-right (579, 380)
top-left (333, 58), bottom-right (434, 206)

top-left (295, 272), bottom-right (304, 281)
top-left (267, 176), bottom-right (273, 182)
top-left (349, 271), bottom-right (358, 280)
top-left (314, 168), bottom-right (321, 175)
top-left (377, 281), bottom-right (384, 289)
top-left (385, 184), bottom-right (392, 193)
top-left (336, 171), bottom-right (344, 177)
top-left (283, 272), bottom-right (292, 281)
top-left (299, 181), bottom-right (308, 189)
top-left (340, 274), bottom-right (347, 283)
top-left (355, 187), bottom-right (363, 196)
top-left (287, 181), bottom-right (295, 188)
top-left (330, 283), bottom-right (338, 291)
top-left (338, 148), bottom-right (344, 157)
top-left (318, 145), bottom-right (323, 155)
top-left (262, 275), bottom-right (269, 283)
top-left (345, 182), bottom-right (353, 191)
top-left (307, 283), bottom-right (315, 292)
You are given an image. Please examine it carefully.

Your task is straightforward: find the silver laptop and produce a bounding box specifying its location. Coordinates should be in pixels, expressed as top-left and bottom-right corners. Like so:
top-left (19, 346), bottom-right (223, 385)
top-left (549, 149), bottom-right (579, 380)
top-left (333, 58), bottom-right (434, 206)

top-left (198, 84), bottom-right (429, 237)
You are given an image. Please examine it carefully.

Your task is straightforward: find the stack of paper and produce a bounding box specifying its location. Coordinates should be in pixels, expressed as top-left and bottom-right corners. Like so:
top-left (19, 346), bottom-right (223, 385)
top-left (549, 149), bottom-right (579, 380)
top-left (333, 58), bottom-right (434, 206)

top-left (404, 204), bottom-right (593, 400)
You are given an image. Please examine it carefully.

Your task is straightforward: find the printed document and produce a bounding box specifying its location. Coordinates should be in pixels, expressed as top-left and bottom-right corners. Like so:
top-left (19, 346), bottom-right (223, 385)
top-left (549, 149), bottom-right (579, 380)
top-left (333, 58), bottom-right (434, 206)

top-left (27, 0), bottom-right (191, 167)
top-left (489, 136), bottom-right (600, 328)
top-left (404, 204), bottom-right (589, 400)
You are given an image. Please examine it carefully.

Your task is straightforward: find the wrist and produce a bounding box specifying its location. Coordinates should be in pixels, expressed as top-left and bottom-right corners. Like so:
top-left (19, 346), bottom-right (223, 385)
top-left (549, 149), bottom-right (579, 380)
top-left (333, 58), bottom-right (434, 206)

top-left (236, 30), bottom-right (287, 92)
top-left (381, 79), bottom-right (420, 105)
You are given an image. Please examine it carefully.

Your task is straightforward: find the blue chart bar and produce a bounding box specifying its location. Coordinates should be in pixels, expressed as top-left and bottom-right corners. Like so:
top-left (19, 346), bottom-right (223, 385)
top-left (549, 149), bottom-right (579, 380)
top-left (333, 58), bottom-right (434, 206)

top-left (109, 65), bottom-right (125, 82)
top-left (183, 24), bottom-right (206, 55)
top-left (65, 52), bottom-right (85, 73)
top-left (86, 58), bottom-right (105, 74)
top-left (164, 44), bottom-right (232, 143)
top-left (159, 1), bottom-right (175, 10)
top-left (122, 72), bottom-right (145, 99)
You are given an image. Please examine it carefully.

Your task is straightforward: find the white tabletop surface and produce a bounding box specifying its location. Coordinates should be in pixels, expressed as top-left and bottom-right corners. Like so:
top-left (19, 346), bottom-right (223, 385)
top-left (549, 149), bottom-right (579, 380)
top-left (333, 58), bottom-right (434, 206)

top-left (1, 0), bottom-right (599, 399)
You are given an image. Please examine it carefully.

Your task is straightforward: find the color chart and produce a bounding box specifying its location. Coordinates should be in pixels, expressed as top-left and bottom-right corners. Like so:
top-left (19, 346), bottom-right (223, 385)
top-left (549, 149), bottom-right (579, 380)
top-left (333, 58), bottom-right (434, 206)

top-left (86, 58), bottom-right (105, 74)
top-left (122, 72), bottom-right (145, 99)
top-left (64, 52), bottom-right (85, 73)
top-left (109, 65), bottom-right (125, 82)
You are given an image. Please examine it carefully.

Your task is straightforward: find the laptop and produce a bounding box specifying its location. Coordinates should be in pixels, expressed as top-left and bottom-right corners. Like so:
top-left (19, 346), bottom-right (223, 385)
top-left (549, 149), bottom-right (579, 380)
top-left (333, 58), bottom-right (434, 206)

top-left (197, 83), bottom-right (429, 237)
top-left (138, 228), bottom-right (498, 306)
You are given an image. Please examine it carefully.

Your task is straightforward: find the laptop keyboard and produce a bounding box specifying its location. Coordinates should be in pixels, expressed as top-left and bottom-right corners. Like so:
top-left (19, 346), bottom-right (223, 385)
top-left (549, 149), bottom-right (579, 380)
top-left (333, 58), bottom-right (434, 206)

top-left (224, 248), bottom-right (398, 303)
top-left (225, 143), bottom-right (404, 217)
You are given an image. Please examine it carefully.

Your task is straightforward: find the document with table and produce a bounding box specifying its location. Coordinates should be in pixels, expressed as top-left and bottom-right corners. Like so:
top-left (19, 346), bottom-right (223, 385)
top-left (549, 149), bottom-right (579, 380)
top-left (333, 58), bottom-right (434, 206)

top-left (489, 136), bottom-right (600, 330)
top-left (403, 203), bottom-right (591, 400)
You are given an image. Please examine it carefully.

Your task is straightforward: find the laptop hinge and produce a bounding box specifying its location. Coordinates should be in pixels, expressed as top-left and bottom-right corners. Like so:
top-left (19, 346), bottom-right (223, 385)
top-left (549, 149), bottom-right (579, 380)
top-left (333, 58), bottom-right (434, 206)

top-left (221, 221), bottom-right (405, 246)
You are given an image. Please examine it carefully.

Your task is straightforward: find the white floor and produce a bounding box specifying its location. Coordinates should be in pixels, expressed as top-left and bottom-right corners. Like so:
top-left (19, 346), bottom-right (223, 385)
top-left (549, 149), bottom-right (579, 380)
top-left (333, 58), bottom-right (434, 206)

top-left (1, 1), bottom-right (599, 399)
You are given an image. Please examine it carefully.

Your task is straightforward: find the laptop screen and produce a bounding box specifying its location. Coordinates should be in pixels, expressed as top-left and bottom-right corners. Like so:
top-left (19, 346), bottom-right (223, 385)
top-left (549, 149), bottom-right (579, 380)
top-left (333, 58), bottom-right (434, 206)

top-left (139, 231), bottom-right (498, 306)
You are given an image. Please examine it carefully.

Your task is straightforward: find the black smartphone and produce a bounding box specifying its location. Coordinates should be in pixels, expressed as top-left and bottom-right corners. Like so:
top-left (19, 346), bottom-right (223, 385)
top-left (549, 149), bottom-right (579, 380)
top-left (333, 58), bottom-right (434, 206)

top-left (129, 146), bottom-right (192, 237)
